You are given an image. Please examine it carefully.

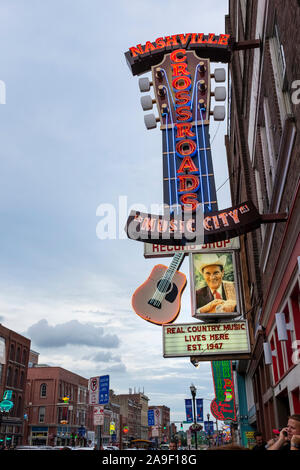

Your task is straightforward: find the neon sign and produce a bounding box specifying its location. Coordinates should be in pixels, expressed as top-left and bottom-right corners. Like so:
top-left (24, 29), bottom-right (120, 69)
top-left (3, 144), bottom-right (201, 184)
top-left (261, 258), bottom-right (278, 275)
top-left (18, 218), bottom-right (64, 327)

top-left (125, 33), bottom-right (231, 75)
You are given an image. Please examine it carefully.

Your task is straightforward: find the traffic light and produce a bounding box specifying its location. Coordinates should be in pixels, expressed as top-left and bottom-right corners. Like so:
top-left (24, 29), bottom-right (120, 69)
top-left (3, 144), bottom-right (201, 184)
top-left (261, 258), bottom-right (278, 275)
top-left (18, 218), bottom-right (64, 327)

top-left (181, 423), bottom-right (183, 429)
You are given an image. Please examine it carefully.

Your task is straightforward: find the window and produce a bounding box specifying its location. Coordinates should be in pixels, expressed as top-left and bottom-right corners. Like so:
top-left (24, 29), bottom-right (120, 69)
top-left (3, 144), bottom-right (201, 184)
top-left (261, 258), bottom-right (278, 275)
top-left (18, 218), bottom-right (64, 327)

top-left (38, 407), bottom-right (46, 423)
top-left (40, 383), bottom-right (47, 398)
top-left (269, 19), bottom-right (292, 126)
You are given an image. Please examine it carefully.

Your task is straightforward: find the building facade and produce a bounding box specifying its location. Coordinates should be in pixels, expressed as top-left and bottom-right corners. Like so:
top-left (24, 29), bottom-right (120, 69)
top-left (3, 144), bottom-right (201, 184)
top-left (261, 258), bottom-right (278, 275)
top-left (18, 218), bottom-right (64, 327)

top-left (0, 324), bottom-right (31, 447)
top-left (225, 0), bottom-right (300, 441)
top-left (25, 365), bottom-right (91, 446)
top-left (148, 405), bottom-right (171, 445)
top-left (112, 390), bottom-right (149, 447)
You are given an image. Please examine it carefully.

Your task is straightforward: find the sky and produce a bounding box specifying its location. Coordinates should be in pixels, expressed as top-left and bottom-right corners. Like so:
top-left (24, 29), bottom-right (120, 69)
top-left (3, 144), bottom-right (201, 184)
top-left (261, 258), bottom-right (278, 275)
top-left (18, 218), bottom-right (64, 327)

top-left (0, 0), bottom-right (231, 426)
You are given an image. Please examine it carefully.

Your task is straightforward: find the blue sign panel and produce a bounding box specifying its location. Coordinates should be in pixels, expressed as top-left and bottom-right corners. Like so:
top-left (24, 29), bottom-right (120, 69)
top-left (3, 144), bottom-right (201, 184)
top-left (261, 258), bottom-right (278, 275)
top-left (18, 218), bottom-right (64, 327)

top-left (148, 409), bottom-right (155, 426)
top-left (99, 375), bottom-right (110, 405)
top-left (196, 398), bottom-right (203, 422)
top-left (204, 421), bottom-right (214, 435)
top-left (185, 399), bottom-right (193, 423)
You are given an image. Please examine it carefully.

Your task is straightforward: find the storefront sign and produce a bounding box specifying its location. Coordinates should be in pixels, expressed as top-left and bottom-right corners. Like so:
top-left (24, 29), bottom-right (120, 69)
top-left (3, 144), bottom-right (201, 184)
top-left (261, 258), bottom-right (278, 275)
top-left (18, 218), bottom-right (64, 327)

top-left (143, 238), bottom-right (240, 258)
top-left (125, 201), bottom-right (273, 246)
top-left (162, 320), bottom-right (250, 360)
top-left (210, 360), bottom-right (236, 421)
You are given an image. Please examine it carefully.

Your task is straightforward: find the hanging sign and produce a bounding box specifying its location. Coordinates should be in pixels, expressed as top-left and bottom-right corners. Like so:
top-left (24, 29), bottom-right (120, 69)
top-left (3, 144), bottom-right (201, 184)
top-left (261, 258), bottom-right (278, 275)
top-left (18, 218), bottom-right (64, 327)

top-left (125, 33), bottom-right (232, 76)
top-left (163, 320), bottom-right (251, 361)
top-left (143, 237), bottom-right (240, 258)
top-left (210, 360), bottom-right (236, 421)
top-left (125, 201), bottom-right (285, 246)
top-left (196, 398), bottom-right (204, 422)
top-left (185, 399), bottom-right (193, 423)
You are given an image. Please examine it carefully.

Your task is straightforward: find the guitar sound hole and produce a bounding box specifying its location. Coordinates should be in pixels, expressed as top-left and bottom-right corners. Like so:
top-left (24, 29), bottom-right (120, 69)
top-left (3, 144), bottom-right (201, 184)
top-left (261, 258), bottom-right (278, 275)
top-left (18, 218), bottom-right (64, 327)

top-left (157, 279), bottom-right (172, 293)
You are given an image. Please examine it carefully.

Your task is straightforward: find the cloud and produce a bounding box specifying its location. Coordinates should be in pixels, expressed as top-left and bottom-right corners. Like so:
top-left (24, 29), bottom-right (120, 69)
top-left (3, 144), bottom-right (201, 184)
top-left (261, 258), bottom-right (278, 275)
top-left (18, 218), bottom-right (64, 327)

top-left (84, 351), bottom-right (121, 363)
top-left (25, 319), bottom-right (120, 349)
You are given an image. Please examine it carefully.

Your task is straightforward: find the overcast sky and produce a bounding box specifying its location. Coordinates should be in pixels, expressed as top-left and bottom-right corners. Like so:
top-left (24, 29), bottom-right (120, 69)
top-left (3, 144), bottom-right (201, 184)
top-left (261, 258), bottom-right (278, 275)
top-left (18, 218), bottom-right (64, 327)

top-left (0, 0), bottom-right (231, 425)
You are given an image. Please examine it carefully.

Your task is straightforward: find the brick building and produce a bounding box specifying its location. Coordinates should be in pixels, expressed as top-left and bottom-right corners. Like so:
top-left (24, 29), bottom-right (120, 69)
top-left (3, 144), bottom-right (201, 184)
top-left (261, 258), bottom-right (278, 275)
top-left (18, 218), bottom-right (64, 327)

top-left (112, 390), bottom-right (149, 447)
top-left (25, 364), bottom-right (91, 446)
top-left (148, 405), bottom-right (171, 444)
top-left (0, 324), bottom-right (31, 447)
top-left (225, 0), bottom-right (300, 440)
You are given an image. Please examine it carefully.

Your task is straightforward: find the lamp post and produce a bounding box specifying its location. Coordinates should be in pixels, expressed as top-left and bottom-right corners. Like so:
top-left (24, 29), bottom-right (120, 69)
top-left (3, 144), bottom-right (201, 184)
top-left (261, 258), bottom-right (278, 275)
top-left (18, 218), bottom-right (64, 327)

top-left (190, 384), bottom-right (197, 450)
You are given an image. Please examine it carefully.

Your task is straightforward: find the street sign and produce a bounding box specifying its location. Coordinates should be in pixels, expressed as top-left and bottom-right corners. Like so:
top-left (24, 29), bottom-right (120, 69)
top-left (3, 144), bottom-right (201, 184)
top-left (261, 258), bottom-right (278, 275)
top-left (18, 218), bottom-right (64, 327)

top-left (99, 375), bottom-right (110, 405)
top-left (89, 377), bottom-right (100, 405)
top-left (89, 375), bottom-right (110, 405)
top-left (148, 409), bottom-right (155, 426)
top-left (93, 405), bottom-right (104, 426)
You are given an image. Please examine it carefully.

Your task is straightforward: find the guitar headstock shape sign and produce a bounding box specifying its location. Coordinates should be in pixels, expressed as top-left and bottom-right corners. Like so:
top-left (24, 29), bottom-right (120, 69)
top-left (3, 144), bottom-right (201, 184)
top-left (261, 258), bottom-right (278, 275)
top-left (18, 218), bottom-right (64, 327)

top-left (125, 36), bottom-right (227, 325)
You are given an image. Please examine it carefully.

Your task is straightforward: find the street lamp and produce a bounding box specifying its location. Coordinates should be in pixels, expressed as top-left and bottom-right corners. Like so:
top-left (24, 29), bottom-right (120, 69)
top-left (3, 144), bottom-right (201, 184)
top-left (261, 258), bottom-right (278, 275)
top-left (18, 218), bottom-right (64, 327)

top-left (190, 384), bottom-right (197, 450)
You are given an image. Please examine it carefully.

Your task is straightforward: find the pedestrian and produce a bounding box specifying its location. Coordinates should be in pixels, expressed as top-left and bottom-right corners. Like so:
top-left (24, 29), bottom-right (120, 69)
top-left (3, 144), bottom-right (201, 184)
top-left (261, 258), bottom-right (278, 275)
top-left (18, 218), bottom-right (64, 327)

top-left (267, 414), bottom-right (300, 451)
top-left (252, 431), bottom-right (267, 451)
top-left (265, 429), bottom-right (280, 449)
top-left (169, 440), bottom-right (178, 450)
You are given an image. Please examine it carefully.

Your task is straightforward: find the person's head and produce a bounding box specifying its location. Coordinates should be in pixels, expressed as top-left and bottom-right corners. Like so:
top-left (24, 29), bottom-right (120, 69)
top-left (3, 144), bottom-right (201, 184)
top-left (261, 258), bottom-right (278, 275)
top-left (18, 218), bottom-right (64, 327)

top-left (202, 264), bottom-right (225, 291)
top-left (286, 414), bottom-right (300, 440)
top-left (169, 440), bottom-right (178, 450)
top-left (254, 432), bottom-right (264, 445)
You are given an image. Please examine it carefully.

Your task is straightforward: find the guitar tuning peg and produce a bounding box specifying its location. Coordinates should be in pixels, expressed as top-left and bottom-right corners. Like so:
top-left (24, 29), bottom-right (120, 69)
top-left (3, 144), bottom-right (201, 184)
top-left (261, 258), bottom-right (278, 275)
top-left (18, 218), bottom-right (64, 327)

top-left (158, 85), bottom-right (166, 97)
top-left (156, 68), bottom-right (164, 80)
top-left (144, 114), bottom-right (160, 130)
top-left (212, 86), bottom-right (227, 101)
top-left (198, 99), bottom-right (206, 111)
top-left (199, 62), bottom-right (206, 74)
top-left (138, 77), bottom-right (153, 92)
top-left (211, 68), bottom-right (226, 83)
top-left (211, 105), bottom-right (226, 121)
top-left (140, 95), bottom-right (156, 111)
top-left (199, 80), bottom-right (207, 92)
top-left (161, 103), bottom-right (169, 115)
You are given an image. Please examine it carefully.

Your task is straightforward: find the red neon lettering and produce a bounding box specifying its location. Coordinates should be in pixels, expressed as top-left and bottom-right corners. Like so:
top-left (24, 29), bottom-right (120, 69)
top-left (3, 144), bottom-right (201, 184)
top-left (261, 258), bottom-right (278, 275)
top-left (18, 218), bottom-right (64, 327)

top-left (218, 34), bottom-right (230, 46)
top-left (165, 35), bottom-right (179, 47)
top-left (174, 91), bottom-right (190, 106)
top-left (155, 37), bottom-right (166, 49)
top-left (144, 41), bottom-right (156, 53)
top-left (195, 33), bottom-right (207, 44)
top-left (207, 33), bottom-right (218, 44)
top-left (172, 76), bottom-right (191, 91)
top-left (171, 62), bottom-right (190, 77)
top-left (129, 44), bottom-right (144, 57)
top-left (178, 175), bottom-right (199, 192)
top-left (170, 49), bottom-right (187, 63)
top-left (178, 33), bottom-right (191, 46)
top-left (177, 157), bottom-right (199, 174)
top-left (176, 123), bottom-right (195, 139)
top-left (180, 193), bottom-right (198, 211)
top-left (176, 139), bottom-right (196, 156)
top-left (176, 106), bottom-right (192, 121)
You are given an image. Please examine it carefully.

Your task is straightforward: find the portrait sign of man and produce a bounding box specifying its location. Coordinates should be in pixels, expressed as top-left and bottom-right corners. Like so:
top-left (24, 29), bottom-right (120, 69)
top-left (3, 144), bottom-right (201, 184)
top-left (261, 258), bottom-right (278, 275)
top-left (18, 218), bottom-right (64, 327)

top-left (193, 253), bottom-right (237, 314)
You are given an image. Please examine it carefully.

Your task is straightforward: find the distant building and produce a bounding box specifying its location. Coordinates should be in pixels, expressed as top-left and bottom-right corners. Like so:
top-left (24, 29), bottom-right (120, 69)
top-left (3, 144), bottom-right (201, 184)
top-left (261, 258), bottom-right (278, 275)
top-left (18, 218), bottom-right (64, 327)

top-left (0, 323), bottom-right (31, 447)
top-left (112, 389), bottom-right (149, 447)
top-left (25, 364), bottom-right (91, 446)
top-left (148, 405), bottom-right (170, 444)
